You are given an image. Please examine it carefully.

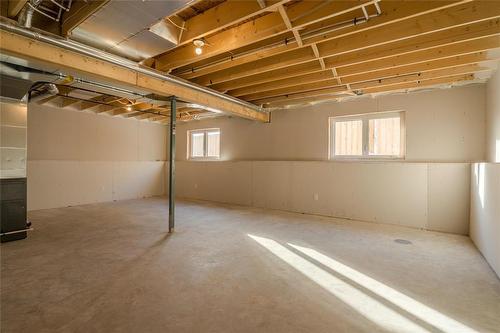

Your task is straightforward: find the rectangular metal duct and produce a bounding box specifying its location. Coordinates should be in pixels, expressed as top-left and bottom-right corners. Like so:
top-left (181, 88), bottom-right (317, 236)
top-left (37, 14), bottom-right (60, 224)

top-left (69, 0), bottom-right (192, 62)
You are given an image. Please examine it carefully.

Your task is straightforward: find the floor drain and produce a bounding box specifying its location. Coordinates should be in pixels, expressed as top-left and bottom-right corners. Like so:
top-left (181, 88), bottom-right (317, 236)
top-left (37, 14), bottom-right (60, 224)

top-left (394, 239), bottom-right (412, 245)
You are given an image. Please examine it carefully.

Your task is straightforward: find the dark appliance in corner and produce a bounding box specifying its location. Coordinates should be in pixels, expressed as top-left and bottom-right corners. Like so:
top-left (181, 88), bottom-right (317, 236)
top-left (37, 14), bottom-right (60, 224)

top-left (1, 178), bottom-right (29, 242)
top-left (1, 75), bottom-right (33, 242)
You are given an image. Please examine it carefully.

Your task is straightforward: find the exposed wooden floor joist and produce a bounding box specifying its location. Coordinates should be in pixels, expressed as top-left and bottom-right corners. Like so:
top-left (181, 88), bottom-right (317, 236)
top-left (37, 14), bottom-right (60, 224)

top-left (139, 0), bottom-right (500, 110)
top-left (0, 30), bottom-right (269, 122)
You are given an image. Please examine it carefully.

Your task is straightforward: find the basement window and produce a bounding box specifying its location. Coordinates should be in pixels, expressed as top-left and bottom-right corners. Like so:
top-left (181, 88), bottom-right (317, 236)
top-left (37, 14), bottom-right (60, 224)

top-left (329, 111), bottom-right (405, 159)
top-left (188, 128), bottom-right (220, 160)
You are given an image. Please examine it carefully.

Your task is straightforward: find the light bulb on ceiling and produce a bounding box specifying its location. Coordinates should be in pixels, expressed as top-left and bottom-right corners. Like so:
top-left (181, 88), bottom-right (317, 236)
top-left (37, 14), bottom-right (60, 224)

top-left (193, 39), bottom-right (205, 56)
top-left (126, 105), bottom-right (132, 111)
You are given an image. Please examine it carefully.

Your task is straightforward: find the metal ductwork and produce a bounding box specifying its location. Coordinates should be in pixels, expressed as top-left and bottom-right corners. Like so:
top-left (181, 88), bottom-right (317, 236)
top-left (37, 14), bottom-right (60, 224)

top-left (28, 82), bottom-right (59, 102)
top-left (18, 0), bottom-right (43, 28)
top-left (0, 18), bottom-right (266, 116)
top-left (0, 75), bottom-right (33, 100)
top-left (0, 60), bottom-right (62, 101)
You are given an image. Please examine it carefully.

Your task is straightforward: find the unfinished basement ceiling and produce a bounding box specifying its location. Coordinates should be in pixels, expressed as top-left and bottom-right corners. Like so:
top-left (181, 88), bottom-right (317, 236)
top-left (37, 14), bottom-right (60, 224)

top-left (69, 0), bottom-right (192, 61)
top-left (0, 54), bottom-right (220, 123)
top-left (143, 0), bottom-right (500, 109)
top-left (2, 0), bottom-right (500, 113)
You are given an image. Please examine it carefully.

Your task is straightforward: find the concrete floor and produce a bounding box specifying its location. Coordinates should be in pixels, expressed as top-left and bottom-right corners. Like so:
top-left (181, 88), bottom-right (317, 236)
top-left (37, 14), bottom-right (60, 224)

top-left (1, 197), bottom-right (500, 333)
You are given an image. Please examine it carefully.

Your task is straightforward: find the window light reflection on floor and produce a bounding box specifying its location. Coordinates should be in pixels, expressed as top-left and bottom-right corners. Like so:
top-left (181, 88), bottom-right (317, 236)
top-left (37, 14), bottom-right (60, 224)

top-left (248, 234), bottom-right (478, 333)
top-left (288, 243), bottom-right (478, 333)
top-left (248, 234), bottom-right (430, 333)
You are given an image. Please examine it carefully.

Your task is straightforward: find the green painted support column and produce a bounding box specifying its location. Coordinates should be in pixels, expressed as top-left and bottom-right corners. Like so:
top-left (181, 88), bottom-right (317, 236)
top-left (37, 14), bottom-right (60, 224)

top-left (168, 96), bottom-right (176, 233)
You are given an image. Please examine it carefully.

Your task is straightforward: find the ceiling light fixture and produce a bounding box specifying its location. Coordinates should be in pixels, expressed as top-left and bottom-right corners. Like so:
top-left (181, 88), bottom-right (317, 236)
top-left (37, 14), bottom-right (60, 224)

top-left (126, 105), bottom-right (132, 111)
top-left (193, 39), bottom-right (205, 55)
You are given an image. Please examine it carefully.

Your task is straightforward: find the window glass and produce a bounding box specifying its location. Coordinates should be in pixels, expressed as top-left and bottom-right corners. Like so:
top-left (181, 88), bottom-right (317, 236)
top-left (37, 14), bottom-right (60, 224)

top-left (206, 130), bottom-right (220, 157)
top-left (188, 129), bottom-right (220, 159)
top-left (330, 112), bottom-right (404, 159)
top-left (190, 132), bottom-right (205, 158)
top-left (334, 120), bottom-right (363, 156)
top-left (369, 117), bottom-right (401, 156)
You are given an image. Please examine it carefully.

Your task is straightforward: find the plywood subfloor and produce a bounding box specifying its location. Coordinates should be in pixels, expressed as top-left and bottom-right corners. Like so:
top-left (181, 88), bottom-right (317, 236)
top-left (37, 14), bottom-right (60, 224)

top-left (1, 197), bottom-right (499, 332)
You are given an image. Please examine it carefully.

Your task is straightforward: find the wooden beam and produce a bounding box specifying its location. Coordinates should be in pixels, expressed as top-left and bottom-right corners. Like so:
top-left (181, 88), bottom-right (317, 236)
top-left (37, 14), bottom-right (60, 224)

top-left (263, 93), bottom-right (353, 108)
top-left (191, 2), bottom-right (500, 86)
top-left (336, 38), bottom-right (500, 77)
top-left (263, 74), bottom-right (478, 108)
top-left (341, 52), bottom-right (498, 84)
top-left (206, 19), bottom-right (500, 91)
top-left (229, 43), bottom-right (500, 97)
top-left (61, 0), bottom-right (110, 36)
top-left (155, 0), bottom-right (377, 71)
top-left (253, 85), bottom-right (348, 105)
top-left (60, 96), bottom-right (81, 108)
top-left (177, 36), bottom-right (296, 80)
top-left (0, 30), bottom-right (268, 122)
top-left (174, 1), bottom-right (466, 79)
top-left (36, 95), bottom-right (60, 105)
top-left (256, 0), bottom-right (267, 9)
top-left (179, 0), bottom-right (289, 44)
top-left (278, 4), bottom-right (305, 47)
top-left (210, 60), bottom-right (321, 92)
top-left (254, 69), bottom-right (482, 105)
top-left (7, 0), bottom-right (28, 18)
top-left (350, 64), bottom-right (490, 90)
top-left (362, 73), bottom-right (477, 94)
top-left (153, 0), bottom-right (291, 69)
top-left (229, 68), bottom-right (333, 96)
top-left (317, 2), bottom-right (499, 58)
top-left (241, 58), bottom-right (487, 100)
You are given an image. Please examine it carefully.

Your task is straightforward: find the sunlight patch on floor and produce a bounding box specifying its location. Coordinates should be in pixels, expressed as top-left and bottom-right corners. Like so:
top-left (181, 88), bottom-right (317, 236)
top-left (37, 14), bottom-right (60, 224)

top-left (248, 234), bottom-right (430, 333)
top-left (288, 243), bottom-right (478, 333)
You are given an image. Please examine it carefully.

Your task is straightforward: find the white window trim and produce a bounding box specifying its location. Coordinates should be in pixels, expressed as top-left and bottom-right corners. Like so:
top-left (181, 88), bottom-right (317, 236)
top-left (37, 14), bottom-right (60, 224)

top-left (187, 128), bottom-right (221, 161)
top-left (328, 110), bottom-right (406, 160)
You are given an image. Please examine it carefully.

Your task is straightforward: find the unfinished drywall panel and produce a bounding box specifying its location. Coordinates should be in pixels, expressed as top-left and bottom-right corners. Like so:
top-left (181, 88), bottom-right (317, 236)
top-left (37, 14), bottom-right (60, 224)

top-left (138, 121), bottom-right (167, 161)
top-left (288, 162), bottom-right (428, 228)
top-left (95, 115), bottom-right (142, 161)
top-left (27, 103), bottom-right (168, 210)
top-left (177, 161), bottom-right (252, 206)
top-left (1, 100), bottom-right (27, 126)
top-left (470, 163), bottom-right (500, 277)
top-left (28, 104), bottom-right (168, 162)
top-left (427, 163), bottom-right (471, 234)
top-left (251, 161), bottom-right (292, 210)
top-left (27, 161), bottom-right (113, 210)
top-left (378, 86), bottom-right (486, 162)
top-left (175, 161), bottom-right (201, 199)
top-left (176, 161), bottom-right (469, 232)
top-left (27, 160), bottom-right (165, 210)
top-left (112, 161), bottom-right (165, 201)
top-left (486, 67), bottom-right (500, 163)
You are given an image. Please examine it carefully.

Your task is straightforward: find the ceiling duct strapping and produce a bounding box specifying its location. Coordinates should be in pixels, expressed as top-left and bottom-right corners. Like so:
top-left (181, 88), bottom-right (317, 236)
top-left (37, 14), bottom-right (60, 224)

top-left (18, 0), bottom-right (42, 28)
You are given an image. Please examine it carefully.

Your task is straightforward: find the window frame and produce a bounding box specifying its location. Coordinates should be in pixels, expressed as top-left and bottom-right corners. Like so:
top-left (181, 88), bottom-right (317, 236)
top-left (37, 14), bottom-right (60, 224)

top-left (187, 128), bottom-right (221, 161)
top-left (328, 111), bottom-right (406, 160)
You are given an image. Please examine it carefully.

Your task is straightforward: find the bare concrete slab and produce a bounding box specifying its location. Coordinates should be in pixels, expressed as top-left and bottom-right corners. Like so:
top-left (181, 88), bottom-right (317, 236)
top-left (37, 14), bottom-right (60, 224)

top-left (1, 197), bottom-right (499, 333)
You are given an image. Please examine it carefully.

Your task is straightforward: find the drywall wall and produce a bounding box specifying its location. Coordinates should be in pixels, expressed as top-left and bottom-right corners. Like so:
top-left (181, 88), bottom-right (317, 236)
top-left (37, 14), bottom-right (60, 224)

top-left (177, 85), bottom-right (486, 162)
top-left (177, 161), bottom-right (471, 234)
top-left (486, 67), bottom-right (500, 163)
top-left (470, 163), bottom-right (500, 277)
top-left (470, 67), bottom-right (500, 278)
top-left (27, 103), bottom-right (167, 210)
top-left (174, 85), bottom-right (484, 234)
